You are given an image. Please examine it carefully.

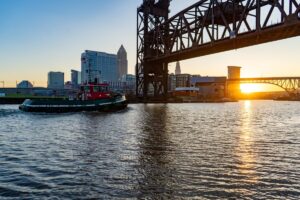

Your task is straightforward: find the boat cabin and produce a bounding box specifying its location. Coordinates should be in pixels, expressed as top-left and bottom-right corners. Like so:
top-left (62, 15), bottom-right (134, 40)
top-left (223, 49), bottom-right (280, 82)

top-left (80, 83), bottom-right (111, 100)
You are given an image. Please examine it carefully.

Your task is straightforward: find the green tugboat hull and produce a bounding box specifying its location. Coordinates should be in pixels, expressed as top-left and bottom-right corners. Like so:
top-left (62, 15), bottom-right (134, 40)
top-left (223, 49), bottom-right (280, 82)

top-left (19, 96), bottom-right (128, 113)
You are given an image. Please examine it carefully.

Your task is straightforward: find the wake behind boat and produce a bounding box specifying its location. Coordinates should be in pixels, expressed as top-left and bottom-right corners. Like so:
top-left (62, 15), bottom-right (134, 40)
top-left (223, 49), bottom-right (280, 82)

top-left (19, 83), bottom-right (128, 113)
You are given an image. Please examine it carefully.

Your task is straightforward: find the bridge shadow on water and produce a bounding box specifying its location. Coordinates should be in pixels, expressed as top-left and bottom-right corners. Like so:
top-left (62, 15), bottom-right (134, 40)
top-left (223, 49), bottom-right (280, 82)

top-left (135, 104), bottom-right (178, 198)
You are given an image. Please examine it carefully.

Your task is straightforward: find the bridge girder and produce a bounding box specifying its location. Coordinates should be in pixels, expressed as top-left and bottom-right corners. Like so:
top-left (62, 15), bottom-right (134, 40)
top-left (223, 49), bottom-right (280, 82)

top-left (228, 77), bottom-right (300, 95)
top-left (137, 0), bottom-right (300, 98)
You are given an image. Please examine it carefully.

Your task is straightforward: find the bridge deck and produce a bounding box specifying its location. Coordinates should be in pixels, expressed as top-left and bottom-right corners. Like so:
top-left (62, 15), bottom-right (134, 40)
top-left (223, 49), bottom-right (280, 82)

top-left (228, 77), bottom-right (300, 81)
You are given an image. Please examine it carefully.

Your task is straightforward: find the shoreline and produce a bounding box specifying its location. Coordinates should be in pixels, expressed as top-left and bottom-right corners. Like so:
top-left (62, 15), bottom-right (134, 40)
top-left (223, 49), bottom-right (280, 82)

top-left (0, 97), bottom-right (299, 105)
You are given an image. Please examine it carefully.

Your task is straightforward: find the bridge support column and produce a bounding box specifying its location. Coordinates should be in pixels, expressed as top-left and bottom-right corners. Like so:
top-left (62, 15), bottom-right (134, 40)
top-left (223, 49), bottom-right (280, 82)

top-left (136, 0), bottom-right (170, 100)
top-left (143, 62), bottom-right (168, 98)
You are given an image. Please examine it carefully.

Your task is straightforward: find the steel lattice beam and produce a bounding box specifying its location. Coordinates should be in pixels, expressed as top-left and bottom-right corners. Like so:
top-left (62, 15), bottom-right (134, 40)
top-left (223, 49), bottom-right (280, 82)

top-left (228, 77), bottom-right (300, 94)
top-left (136, 0), bottom-right (171, 98)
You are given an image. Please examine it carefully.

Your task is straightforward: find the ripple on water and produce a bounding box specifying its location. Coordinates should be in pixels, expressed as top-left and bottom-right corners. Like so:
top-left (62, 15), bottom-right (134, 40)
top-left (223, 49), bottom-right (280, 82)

top-left (0, 102), bottom-right (300, 199)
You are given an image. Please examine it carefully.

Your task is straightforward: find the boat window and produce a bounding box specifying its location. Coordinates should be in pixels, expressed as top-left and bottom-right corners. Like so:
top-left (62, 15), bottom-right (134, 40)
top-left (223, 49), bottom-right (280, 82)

top-left (101, 86), bottom-right (108, 92)
top-left (84, 86), bottom-right (90, 92)
top-left (97, 86), bottom-right (106, 92)
top-left (93, 86), bottom-right (100, 92)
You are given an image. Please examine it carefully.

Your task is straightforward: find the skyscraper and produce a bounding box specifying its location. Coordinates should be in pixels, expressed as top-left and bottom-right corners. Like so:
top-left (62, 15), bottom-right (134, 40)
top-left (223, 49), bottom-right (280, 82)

top-left (117, 45), bottom-right (128, 80)
top-left (175, 61), bottom-right (181, 75)
top-left (71, 69), bottom-right (81, 87)
top-left (81, 50), bottom-right (118, 83)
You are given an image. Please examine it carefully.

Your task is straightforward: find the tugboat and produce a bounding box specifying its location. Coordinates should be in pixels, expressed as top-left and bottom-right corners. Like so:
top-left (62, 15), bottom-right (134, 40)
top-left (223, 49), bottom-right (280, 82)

top-left (19, 83), bottom-right (128, 113)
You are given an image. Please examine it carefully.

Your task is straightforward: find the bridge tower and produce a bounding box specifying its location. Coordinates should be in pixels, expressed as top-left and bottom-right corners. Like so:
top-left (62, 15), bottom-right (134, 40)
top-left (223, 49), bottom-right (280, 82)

top-left (136, 0), bottom-right (170, 99)
top-left (227, 66), bottom-right (242, 98)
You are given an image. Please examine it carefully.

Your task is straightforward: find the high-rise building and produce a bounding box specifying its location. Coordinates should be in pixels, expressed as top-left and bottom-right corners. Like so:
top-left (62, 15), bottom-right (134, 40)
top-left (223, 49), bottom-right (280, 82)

top-left (48, 72), bottom-right (64, 89)
top-left (175, 61), bottom-right (181, 75)
top-left (71, 70), bottom-right (81, 87)
top-left (117, 45), bottom-right (128, 80)
top-left (81, 50), bottom-right (118, 84)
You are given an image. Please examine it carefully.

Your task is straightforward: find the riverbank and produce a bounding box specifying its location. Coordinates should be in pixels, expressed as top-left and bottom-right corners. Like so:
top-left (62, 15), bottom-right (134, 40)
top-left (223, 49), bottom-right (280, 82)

top-left (0, 97), bottom-right (237, 105)
top-left (1, 97), bottom-right (298, 105)
top-left (0, 97), bottom-right (64, 104)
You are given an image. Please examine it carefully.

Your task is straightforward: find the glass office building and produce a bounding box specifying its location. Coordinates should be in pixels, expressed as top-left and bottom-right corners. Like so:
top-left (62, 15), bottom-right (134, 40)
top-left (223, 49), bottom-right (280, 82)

top-left (81, 50), bottom-right (118, 83)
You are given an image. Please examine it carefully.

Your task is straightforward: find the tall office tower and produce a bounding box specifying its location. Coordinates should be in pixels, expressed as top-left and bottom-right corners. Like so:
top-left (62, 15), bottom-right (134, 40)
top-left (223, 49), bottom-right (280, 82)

top-left (117, 45), bottom-right (128, 80)
top-left (71, 69), bottom-right (81, 87)
top-left (175, 61), bottom-right (181, 75)
top-left (81, 50), bottom-right (118, 83)
top-left (47, 72), bottom-right (64, 89)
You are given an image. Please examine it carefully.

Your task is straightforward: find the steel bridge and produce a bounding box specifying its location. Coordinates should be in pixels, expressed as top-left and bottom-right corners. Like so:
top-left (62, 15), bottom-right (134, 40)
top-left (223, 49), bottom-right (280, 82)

top-left (137, 0), bottom-right (300, 98)
top-left (228, 77), bottom-right (300, 94)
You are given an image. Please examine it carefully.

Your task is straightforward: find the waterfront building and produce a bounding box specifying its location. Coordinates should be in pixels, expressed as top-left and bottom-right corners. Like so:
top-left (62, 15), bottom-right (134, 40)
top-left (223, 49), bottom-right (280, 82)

top-left (17, 80), bottom-right (33, 88)
top-left (81, 50), bottom-right (118, 84)
top-left (120, 74), bottom-right (136, 83)
top-left (71, 70), bottom-right (81, 87)
top-left (169, 74), bottom-right (227, 99)
top-left (175, 61), bottom-right (181, 75)
top-left (47, 72), bottom-right (64, 89)
top-left (104, 74), bottom-right (136, 94)
top-left (64, 81), bottom-right (73, 90)
top-left (191, 76), bottom-right (227, 99)
top-left (117, 45), bottom-right (128, 80)
top-left (168, 73), bottom-right (176, 91)
top-left (176, 74), bottom-right (191, 88)
top-left (168, 73), bottom-right (191, 91)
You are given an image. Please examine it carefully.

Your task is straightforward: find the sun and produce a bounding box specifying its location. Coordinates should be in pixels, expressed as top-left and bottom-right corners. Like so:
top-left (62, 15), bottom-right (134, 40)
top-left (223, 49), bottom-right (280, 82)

top-left (240, 84), bottom-right (263, 94)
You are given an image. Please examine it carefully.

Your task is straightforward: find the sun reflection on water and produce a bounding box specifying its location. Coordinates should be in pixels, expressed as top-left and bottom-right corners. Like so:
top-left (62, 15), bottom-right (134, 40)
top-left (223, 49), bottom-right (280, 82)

top-left (236, 101), bottom-right (258, 184)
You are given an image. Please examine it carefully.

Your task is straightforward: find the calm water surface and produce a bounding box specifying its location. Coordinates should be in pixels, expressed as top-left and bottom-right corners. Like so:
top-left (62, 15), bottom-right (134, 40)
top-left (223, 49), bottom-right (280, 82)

top-left (0, 101), bottom-right (300, 199)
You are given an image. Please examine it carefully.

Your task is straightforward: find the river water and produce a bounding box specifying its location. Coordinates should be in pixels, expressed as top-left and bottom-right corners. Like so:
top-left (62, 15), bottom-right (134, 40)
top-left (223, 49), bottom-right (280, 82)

top-left (0, 101), bottom-right (299, 199)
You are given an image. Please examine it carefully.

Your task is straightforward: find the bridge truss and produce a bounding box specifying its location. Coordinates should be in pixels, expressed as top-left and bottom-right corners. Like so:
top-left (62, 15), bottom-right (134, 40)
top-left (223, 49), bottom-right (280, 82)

top-left (228, 77), bottom-right (300, 95)
top-left (137, 0), bottom-right (300, 98)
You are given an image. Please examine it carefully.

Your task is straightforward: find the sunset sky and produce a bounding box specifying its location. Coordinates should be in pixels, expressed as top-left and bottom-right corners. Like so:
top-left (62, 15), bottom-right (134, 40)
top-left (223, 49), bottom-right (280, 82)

top-left (0, 0), bottom-right (299, 92)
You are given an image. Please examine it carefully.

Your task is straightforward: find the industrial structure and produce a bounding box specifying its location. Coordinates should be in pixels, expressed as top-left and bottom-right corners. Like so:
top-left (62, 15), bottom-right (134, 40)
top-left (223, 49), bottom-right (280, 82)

top-left (137, 0), bottom-right (300, 98)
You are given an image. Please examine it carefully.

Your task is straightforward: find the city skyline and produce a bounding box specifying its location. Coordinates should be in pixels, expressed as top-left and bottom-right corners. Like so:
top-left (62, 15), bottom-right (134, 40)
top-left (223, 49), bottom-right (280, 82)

top-left (0, 0), bottom-right (300, 92)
